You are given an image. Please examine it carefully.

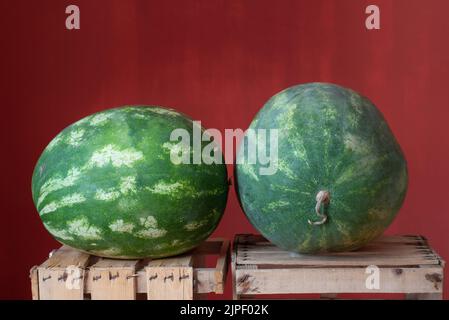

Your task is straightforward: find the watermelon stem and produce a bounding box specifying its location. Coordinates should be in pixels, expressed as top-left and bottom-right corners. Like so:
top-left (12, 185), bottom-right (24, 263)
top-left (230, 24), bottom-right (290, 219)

top-left (308, 190), bottom-right (330, 226)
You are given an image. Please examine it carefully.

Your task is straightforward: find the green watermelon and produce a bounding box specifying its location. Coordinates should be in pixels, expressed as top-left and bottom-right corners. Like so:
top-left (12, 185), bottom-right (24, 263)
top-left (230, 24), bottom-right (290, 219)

top-left (32, 106), bottom-right (229, 259)
top-left (235, 83), bottom-right (408, 253)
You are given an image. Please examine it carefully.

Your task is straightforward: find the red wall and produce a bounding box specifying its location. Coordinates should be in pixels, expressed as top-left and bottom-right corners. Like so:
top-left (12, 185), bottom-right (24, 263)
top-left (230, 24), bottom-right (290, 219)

top-left (1, 0), bottom-right (449, 299)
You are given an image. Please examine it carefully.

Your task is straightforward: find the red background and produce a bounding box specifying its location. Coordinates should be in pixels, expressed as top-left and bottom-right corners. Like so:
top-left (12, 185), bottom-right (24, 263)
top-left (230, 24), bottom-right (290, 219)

top-left (1, 0), bottom-right (449, 299)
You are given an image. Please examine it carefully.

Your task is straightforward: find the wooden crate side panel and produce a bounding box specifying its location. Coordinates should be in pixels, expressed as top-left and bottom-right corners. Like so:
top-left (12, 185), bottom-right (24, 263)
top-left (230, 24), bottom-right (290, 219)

top-left (236, 234), bottom-right (428, 245)
top-left (38, 267), bottom-right (86, 300)
top-left (237, 246), bottom-right (441, 267)
top-left (89, 258), bottom-right (138, 300)
top-left (235, 266), bottom-right (444, 295)
top-left (194, 268), bottom-right (215, 294)
top-left (214, 239), bottom-right (230, 294)
top-left (236, 234), bottom-right (443, 268)
top-left (37, 246), bottom-right (91, 300)
top-left (232, 234), bottom-right (243, 300)
top-left (146, 266), bottom-right (193, 300)
top-left (147, 255), bottom-right (192, 268)
top-left (237, 254), bottom-right (441, 267)
top-left (192, 255), bottom-right (207, 300)
top-left (32, 238), bottom-right (230, 299)
top-left (29, 266), bottom-right (39, 300)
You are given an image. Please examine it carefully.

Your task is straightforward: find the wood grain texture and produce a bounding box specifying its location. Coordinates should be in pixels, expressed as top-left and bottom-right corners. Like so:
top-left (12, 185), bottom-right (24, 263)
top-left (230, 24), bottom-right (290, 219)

top-left (89, 259), bottom-right (139, 300)
top-left (233, 234), bottom-right (445, 300)
top-left (37, 246), bottom-right (91, 300)
top-left (31, 239), bottom-right (230, 299)
top-left (236, 235), bottom-right (443, 267)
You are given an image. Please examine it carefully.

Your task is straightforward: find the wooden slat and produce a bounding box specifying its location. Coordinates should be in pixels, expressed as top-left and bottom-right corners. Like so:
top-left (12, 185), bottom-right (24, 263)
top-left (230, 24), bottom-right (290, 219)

top-left (88, 259), bottom-right (139, 300)
top-left (146, 255), bottom-right (193, 300)
top-left (238, 251), bottom-right (441, 266)
top-left (236, 234), bottom-right (428, 246)
top-left (37, 246), bottom-right (91, 300)
top-left (237, 245), bottom-right (436, 256)
top-left (192, 254), bottom-right (207, 300)
top-left (235, 266), bottom-right (444, 295)
top-left (91, 259), bottom-right (139, 268)
top-left (135, 270), bottom-right (147, 293)
top-left (214, 239), bottom-right (230, 294)
top-left (236, 235), bottom-right (442, 267)
top-left (238, 254), bottom-right (440, 267)
top-left (86, 239), bottom-right (230, 295)
top-left (132, 267), bottom-right (221, 295)
top-left (194, 268), bottom-right (216, 293)
top-left (147, 255), bottom-right (192, 267)
top-left (233, 234), bottom-right (445, 300)
top-left (39, 245), bottom-right (91, 268)
top-left (238, 242), bottom-right (433, 253)
top-left (232, 234), bottom-right (241, 300)
top-left (29, 266), bottom-right (39, 300)
top-left (32, 239), bottom-right (231, 299)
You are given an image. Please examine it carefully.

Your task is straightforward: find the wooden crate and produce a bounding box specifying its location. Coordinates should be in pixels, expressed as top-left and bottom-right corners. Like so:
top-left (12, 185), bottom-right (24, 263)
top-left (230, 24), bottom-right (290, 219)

top-left (30, 238), bottom-right (229, 300)
top-left (232, 234), bottom-right (445, 300)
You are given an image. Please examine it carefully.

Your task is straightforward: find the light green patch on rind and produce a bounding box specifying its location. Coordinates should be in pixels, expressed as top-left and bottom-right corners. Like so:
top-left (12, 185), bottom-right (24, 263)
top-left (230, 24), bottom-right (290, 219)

top-left (87, 144), bottom-right (143, 168)
top-left (344, 133), bottom-right (371, 155)
top-left (238, 162), bottom-right (259, 181)
top-left (135, 228), bottom-right (167, 239)
top-left (90, 113), bottom-right (113, 126)
top-left (333, 220), bottom-right (352, 242)
top-left (184, 220), bottom-right (207, 231)
top-left (162, 141), bottom-right (191, 155)
top-left (146, 180), bottom-right (226, 199)
top-left (146, 181), bottom-right (184, 195)
top-left (40, 193), bottom-right (86, 215)
top-left (135, 216), bottom-right (167, 239)
top-left (43, 222), bottom-right (74, 241)
top-left (147, 108), bottom-right (182, 117)
top-left (270, 91), bottom-right (291, 110)
top-left (139, 216), bottom-right (158, 228)
top-left (37, 167), bottom-right (82, 208)
top-left (95, 188), bottom-right (120, 201)
top-left (67, 129), bottom-right (85, 147)
top-left (119, 176), bottom-right (137, 194)
top-left (265, 200), bottom-right (290, 211)
top-left (46, 134), bottom-right (63, 151)
top-left (67, 216), bottom-right (102, 240)
top-left (277, 160), bottom-right (298, 180)
top-left (95, 176), bottom-right (137, 201)
top-left (109, 219), bottom-right (135, 233)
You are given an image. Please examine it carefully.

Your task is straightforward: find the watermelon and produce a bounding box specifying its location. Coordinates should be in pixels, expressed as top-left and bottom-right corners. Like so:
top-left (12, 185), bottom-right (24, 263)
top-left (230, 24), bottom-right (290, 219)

top-left (32, 106), bottom-right (229, 259)
top-left (235, 83), bottom-right (408, 253)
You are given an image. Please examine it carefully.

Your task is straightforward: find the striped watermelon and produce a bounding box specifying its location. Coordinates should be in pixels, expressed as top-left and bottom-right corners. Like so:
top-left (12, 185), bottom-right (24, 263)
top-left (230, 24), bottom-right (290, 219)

top-left (32, 106), bottom-right (229, 259)
top-left (235, 83), bottom-right (408, 253)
